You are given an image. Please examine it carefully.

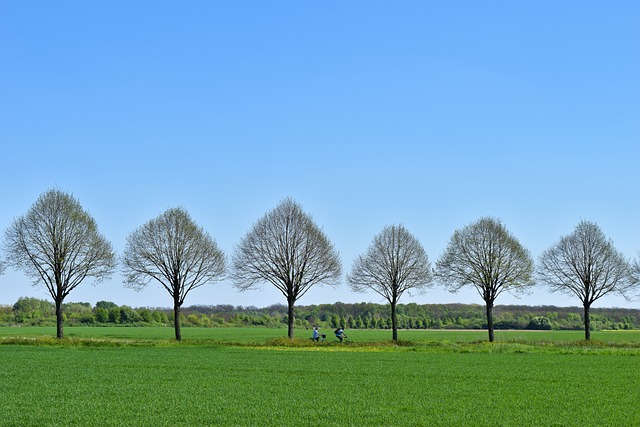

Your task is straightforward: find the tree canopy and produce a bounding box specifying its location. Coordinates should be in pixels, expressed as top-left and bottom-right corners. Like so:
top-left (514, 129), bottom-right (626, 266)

top-left (121, 207), bottom-right (226, 340)
top-left (631, 252), bottom-right (640, 289)
top-left (348, 224), bottom-right (433, 341)
top-left (3, 189), bottom-right (115, 338)
top-left (537, 220), bottom-right (634, 340)
top-left (231, 198), bottom-right (341, 339)
top-left (435, 217), bottom-right (534, 342)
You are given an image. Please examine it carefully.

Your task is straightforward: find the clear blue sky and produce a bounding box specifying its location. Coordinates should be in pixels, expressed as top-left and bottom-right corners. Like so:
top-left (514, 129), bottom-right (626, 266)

top-left (1, 1), bottom-right (638, 309)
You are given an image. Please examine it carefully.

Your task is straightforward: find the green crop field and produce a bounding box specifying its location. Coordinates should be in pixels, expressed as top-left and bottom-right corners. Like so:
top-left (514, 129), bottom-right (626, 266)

top-left (4, 326), bottom-right (640, 344)
top-left (2, 327), bottom-right (640, 426)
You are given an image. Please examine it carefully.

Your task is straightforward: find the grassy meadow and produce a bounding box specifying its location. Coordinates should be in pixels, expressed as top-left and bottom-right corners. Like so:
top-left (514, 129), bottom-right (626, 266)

top-left (2, 327), bottom-right (640, 426)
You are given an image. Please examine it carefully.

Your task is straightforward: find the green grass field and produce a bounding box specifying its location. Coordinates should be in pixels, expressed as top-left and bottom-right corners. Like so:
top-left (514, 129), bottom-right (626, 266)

top-left (5, 326), bottom-right (640, 342)
top-left (2, 327), bottom-right (640, 426)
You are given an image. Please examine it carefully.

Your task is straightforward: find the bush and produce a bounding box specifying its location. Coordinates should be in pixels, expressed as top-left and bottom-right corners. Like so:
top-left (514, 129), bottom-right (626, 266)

top-left (526, 316), bottom-right (552, 330)
top-left (186, 314), bottom-right (202, 327)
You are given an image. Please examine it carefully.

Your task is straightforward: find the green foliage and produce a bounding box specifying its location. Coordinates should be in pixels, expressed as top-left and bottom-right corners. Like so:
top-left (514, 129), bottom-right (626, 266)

top-left (95, 308), bottom-right (109, 323)
top-left (153, 311), bottom-right (169, 324)
top-left (138, 308), bottom-right (152, 323)
top-left (62, 302), bottom-right (94, 325)
top-left (4, 298), bottom-right (640, 333)
top-left (96, 301), bottom-right (117, 310)
top-left (186, 314), bottom-right (202, 327)
top-left (526, 316), bottom-right (552, 330)
top-left (12, 297), bottom-right (55, 325)
top-left (108, 307), bottom-right (120, 324)
top-left (0, 305), bottom-right (13, 324)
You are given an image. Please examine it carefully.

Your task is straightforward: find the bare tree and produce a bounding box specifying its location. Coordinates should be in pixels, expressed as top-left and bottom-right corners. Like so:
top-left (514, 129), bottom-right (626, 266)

top-left (632, 254), bottom-right (640, 287)
top-left (347, 224), bottom-right (432, 341)
top-left (3, 189), bottom-right (115, 338)
top-left (537, 220), bottom-right (634, 340)
top-left (435, 217), bottom-right (534, 342)
top-left (231, 198), bottom-right (341, 339)
top-left (122, 207), bottom-right (226, 341)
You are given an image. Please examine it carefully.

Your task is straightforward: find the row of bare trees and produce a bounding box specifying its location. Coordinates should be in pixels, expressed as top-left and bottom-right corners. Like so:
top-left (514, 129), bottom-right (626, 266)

top-left (2, 189), bottom-right (640, 342)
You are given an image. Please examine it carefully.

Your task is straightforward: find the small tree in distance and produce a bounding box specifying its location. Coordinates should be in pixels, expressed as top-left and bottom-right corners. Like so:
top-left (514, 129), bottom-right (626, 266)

top-left (435, 217), bottom-right (534, 342)
top-left (348, 224), bottom-right (433, 342)
top-left (537, 220), bottom-right (634, 340)
top-left (231, 198), bottom-right (342, 339)
top-left (3, 189), bottom-right (115, 338)
top-left (121, 207), bottom-right (226, 341)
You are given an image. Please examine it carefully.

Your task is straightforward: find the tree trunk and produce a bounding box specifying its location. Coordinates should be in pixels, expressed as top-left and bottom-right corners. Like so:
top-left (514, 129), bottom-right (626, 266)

top-left (55, 298), bottom-right (64, 339)
top-left (486, 301), bottom-right (495, 342)
top-left (584, 303), bottom-right (591, 341)
top-left (174, 300), bottom-right (182, 341)
top-left (287, 298), bottom-right (295, 339)
top-left (391, 301), bottom-right (398, 342)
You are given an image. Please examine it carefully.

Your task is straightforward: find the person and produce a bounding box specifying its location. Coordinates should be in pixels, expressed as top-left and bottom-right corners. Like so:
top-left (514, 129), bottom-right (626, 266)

top-left (335, 326), bottom-right (346, 343)
top-left (312, 327), bottom-right (320, 342)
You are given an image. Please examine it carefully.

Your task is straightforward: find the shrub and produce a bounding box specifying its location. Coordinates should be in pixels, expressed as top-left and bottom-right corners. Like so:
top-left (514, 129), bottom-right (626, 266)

top-left (526, 316), bottom-right (552, 330)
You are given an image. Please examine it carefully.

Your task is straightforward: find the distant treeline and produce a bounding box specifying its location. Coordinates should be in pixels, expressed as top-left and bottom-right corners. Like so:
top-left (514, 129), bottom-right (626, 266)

top-left (2, 297), bottom-right (639, 331)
